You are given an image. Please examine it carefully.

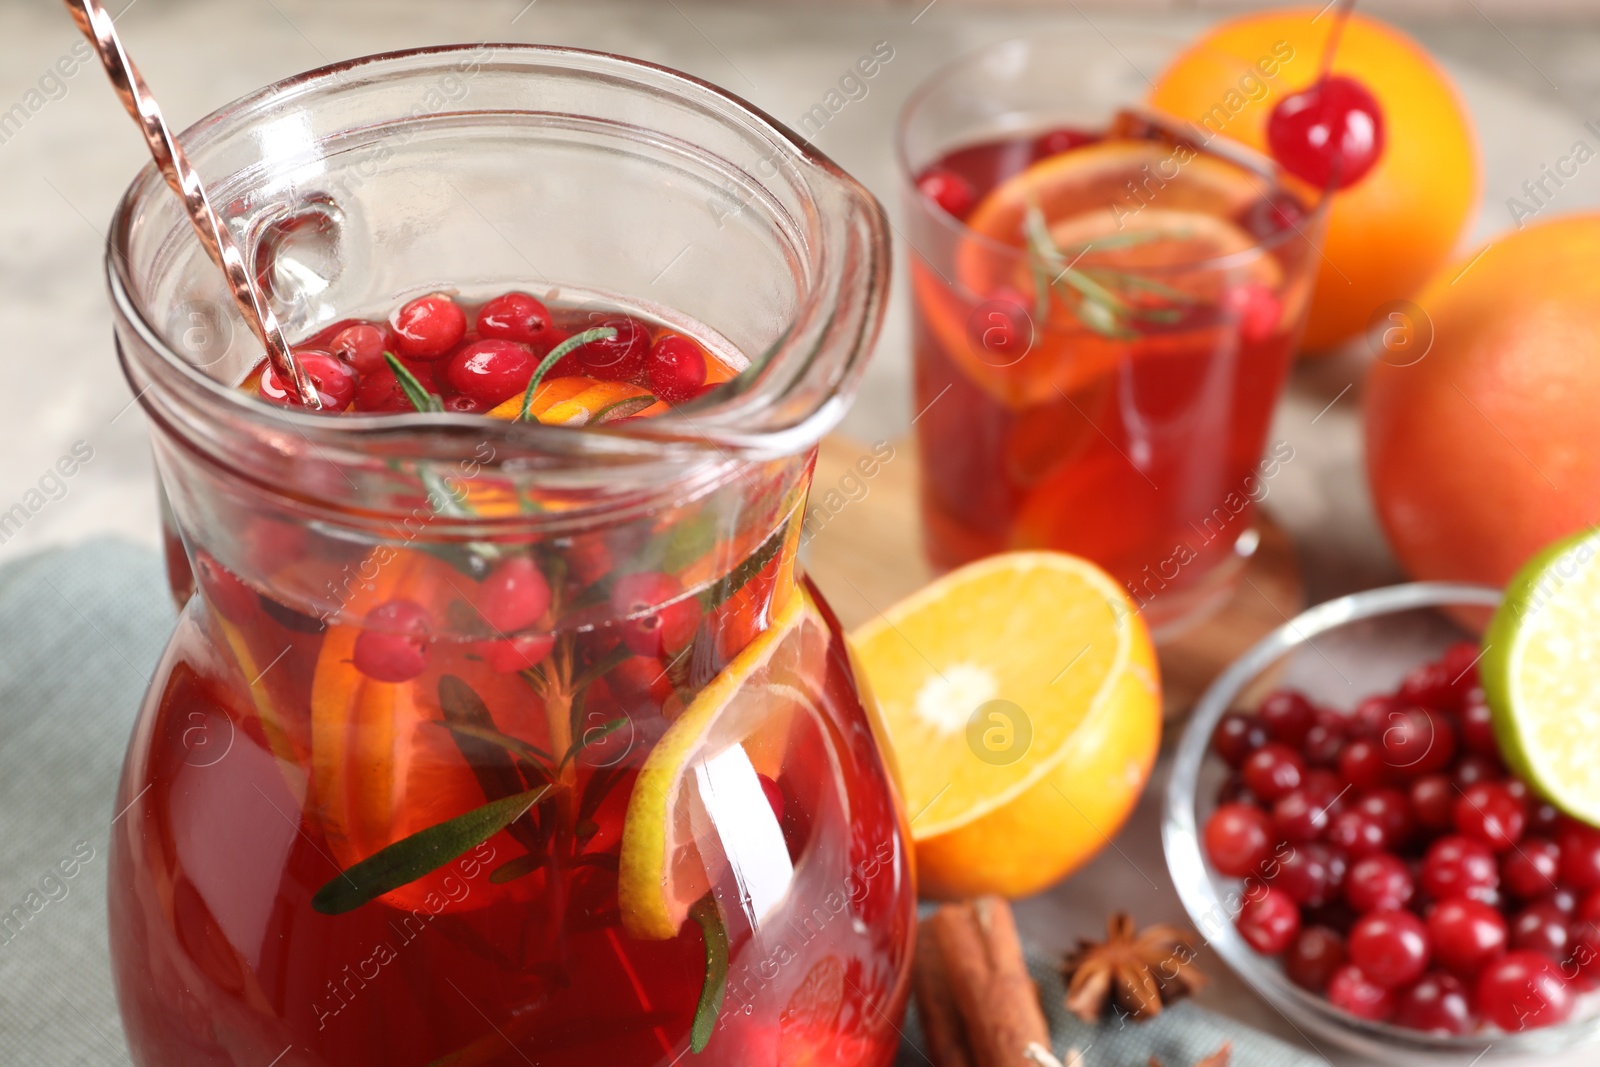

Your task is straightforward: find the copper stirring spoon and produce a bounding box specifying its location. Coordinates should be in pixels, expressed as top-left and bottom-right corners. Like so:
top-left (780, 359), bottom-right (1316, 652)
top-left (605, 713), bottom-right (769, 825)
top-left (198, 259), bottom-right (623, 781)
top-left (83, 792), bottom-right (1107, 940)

top-left (64, 0), bottom-right (322, 408)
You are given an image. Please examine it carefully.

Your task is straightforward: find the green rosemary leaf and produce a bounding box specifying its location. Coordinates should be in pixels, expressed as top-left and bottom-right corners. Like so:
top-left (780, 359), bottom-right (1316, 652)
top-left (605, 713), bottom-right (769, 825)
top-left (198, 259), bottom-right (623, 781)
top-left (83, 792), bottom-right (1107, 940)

top-left (578, 764), bottom-right (629, 823)
top-left (690, 896), bottom-right (728, 1053)
top-left (487, 851), bottom-right (546, 885)
top-left (519, 327), bottom-right (618, 421)
top-left (562, 717), bottom-right (628, 769)
top-left (697, 523), bottom-right (787, 613)
top-left (440, 676), bottom-right (542, 797)
top-left (384, 352), bottom-right (443, 414)
top-left (433, 719), bottom-right (555, 777)
top-left (312, 785), bottom-right (549, 915)
top-left (593, 394), bottom-right (657, 424)
top-left (570, 643), bottom-right (634, 693)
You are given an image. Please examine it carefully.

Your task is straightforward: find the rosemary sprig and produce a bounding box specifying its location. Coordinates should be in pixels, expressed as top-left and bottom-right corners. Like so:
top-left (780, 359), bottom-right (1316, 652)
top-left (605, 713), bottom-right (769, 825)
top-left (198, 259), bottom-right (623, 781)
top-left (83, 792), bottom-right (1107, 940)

top-left (518, 326), bottom-right (618, 421)
top-left (690, 896), bottom-right (729, 1052)
top-left (384, 352), bottom-right (443, 413)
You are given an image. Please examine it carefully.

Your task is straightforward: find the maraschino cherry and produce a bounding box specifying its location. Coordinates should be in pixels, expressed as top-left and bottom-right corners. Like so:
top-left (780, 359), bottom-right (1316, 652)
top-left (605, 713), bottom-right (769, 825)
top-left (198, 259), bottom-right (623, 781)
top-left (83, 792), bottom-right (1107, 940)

top-left (1266, 74), bottom-right (1385, 189)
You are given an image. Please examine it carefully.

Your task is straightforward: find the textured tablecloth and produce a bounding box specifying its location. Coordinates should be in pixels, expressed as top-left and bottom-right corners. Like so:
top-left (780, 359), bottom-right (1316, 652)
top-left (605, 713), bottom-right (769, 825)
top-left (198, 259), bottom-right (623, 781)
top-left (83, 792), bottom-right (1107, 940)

top-left (0, 540), bottom-right (1317, 1066)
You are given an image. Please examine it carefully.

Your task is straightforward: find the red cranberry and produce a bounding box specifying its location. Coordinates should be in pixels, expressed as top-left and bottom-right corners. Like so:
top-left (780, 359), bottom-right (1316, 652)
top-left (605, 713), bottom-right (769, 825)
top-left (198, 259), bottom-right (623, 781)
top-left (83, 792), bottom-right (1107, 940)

top-left (1273, 787), bottom-right (1333, 843)
top-left (1378, 707), bottom-right (1455, 777)
top-left (352, 599), bottom-right (432, 682)
top-left (1216, 775), bottom-right (1257, 807)
top-left (1440, 641), bottom-right (1483, 694)
top-left (1475, 951), bottom-right (1574, 1030)
top-left (1300, 711), bottom-right (1345, 767)
top-left (1452, 752), bottom-right (1504, 786)
top-left (1241, 743), bottom-right (1305, 803)
top-left (1458, 697), bottom-right (1500, 757)
top-left (1427, 897), bottom-right (1508, 976)
top-left (1272, 841), bottom-right (1345, 907)
top-left (328, 322), bottom-right (389, 374)
top-left (1422, 835), bottom-right (1500, 905)
top-left (1030, 127), bottom-right (1095, 158)
top-left (1410, 774), bottom-right (1455, 832)
top-left (445, 339), bottom-right (535, 406)
top-left (1356, 787), bottom-right (1415, 848)
top-left (260, 350), bottom-right (358, 411)
top-left (1223, 284), bottom-right (1281, 345)
top-left (1204, 802), bottom-right (1274, 878)
top-left (476, 291), bottom-right (552, 344)
top-left (1399, 658), bottom-right (1461, 712)
top-left (1338, 739), bottom-right (1389, 791)
top-left (1350, 694), bottom-right (1401, 740)
top-left (480, 634), bottom-right (555, 674)
top-left (609, 571), bottom-right (702, 657)
top-left (1213, 712), bottom-right (1268, 767)
top-left (1560, 822), bottom-right (1600, 892)
top-left (193, 551), bottom-right (256, 623)
top-left (1325, 963), bottom-right (1395, 1021)
top-left (576, 317), bottom-right (651, 382)
top-left (1503, 837), bottom-right (1563, 900)
top-left (1349, 910), bottom-right (1430, 989)
top-left (1285, 926), bottom-right (1346, 993)
top-left (1454, 781), bottom-right (1527, 851)
top-left (647, 333), bottom-right (708, 404)
top-left (1511, 901), bottom-right (1572, 961)
top-left (1394, 971), bottom-right (1475, 1035)
top-left (477, 556), bottom-right (551, 635)
top-left (353, 367), bottom-right (411, 413)
top-left (1529, 799), bottom-right (1564, 835)
top-left (1345, 853), bottom-right (1414, 914)
top-left (1326, 809), bottom-right (1387, 859)
top-left (758, 772), bottom-right (785, 821)
top-left (391, 294), bottom-right (467, 360)
top-left (1258, 689), bottom-right (1316, 746)
top-left (915, 167), bottom-right (976, 218)
top-left (1237, 886), bottom-right (1301, 955)
top-left (1266, 74), bottom-right (1385, 189)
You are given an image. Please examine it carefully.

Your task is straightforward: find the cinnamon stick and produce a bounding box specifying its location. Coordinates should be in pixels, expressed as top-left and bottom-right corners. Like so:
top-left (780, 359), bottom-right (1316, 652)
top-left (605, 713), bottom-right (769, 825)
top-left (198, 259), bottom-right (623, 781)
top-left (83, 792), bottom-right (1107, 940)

top-left (914, 921), bottom-right (974, 1067)
top-left (916, 897), bottom-right (1052, 1067)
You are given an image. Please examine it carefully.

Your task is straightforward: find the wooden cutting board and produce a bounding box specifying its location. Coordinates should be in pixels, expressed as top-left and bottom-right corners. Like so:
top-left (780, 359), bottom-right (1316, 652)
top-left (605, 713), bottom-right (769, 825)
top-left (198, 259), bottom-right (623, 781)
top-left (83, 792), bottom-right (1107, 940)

top-left (802, 434), bottom-right (1305, 718)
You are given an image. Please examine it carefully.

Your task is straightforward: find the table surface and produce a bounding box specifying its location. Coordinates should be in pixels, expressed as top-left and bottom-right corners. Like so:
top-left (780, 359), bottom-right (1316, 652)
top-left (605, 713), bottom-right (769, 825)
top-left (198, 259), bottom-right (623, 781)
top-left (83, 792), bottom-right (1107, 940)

top-left (4, 1), bottom-right (1600, 1063)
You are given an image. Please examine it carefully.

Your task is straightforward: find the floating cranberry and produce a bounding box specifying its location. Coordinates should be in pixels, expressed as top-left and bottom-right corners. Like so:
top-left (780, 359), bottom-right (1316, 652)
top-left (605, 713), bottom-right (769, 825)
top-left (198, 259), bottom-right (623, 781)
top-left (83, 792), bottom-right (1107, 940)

top-left (391, 294), bottom-right (467, 360)
top-left (477, 556), bottom-right (552, 635)
top-left (1454, 781), bottom-right (1527, 851)
top-left (260, 350), bottom-right (359, 411)
top-left (1511, 901), bottom-right (1572, 961)
top-left (1030, 127), bottom-right (1095, 159)
top-left (480, 634), bottom-right (555, 674)
top-left (1349, 910), bottom-right (1430, 989)
top-left (1272, 841), bottom-right (1345, 907)
top-left (1204, 802), bottom-right (1274, 878)
top-left (476, 291), bottom-right (552, 344)
top-left (1213, 712), bottom-right (1268, 767)
top-left (1409, 774), bottom-right (1455, 832)
top-left (647, 334), bottom-right (708, 404)
top-left (1558, 822), bottom-right (1600, 892)
top-left (1241, 743), bottom-right (1305, 803)
top-left (1237, 885), bottom-right (1301, 955)
top-left (1258, 689), bottom-right (1316, 746)
top-left (1427, 897), bottom-right (1507, 976)
top-left (193, 551), bottom-right (256, 623)
top-left (1223, 284), bottom-right (1280, 345)
top-left (1325, 963), bottom-right (1394, 1021)
top-left (1345, 853), bottom-right (1414, 914)
top-left (353, 367), bottom-right (413, 413)
top-left (609, 571), bottom-right (702, 657)
top-left (915, 167), bottom-right (976, 219)
top-left (1394, 972), bottom-right (1475, 1035)
top-left (352, 599), bottom-right (432, 682)
top-left (575, 317), bottom-right (651, 382)
top-left (1422, 835), bottom-right (1500, 905)
top-left (446, 339), bottom-right (535, 406)
top-left (327, 322), bottom-right (390, 375)
top-left (1475, 951), bottom-right (1573, 1031)
top-left (609, 654), bottom-right (675, 707)
top-left (1266, 74), bottom-right (1385, 189)
top-left (1286, 926), bottom-right (1346, 993)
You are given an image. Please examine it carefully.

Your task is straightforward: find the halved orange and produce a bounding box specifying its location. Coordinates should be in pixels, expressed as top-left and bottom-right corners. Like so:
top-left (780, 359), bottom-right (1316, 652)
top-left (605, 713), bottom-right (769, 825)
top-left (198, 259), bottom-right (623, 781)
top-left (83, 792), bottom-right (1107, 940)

top-left (849, 551), bottom-right (1160, 898)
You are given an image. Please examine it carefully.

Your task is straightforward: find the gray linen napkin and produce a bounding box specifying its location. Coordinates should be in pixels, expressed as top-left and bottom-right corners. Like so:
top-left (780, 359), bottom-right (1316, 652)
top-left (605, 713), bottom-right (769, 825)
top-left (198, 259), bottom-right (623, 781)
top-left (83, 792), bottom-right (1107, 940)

top-left (0, 539), bottom-right (169, 1064)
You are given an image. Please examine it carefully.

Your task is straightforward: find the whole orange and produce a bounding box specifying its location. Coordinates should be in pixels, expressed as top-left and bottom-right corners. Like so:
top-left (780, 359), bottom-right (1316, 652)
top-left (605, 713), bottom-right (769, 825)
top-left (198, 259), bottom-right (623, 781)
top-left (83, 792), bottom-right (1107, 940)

top-left (1148, 9), bottom-right (1479, 351)
top-left (1365, 215), bottom-right (1600, 589)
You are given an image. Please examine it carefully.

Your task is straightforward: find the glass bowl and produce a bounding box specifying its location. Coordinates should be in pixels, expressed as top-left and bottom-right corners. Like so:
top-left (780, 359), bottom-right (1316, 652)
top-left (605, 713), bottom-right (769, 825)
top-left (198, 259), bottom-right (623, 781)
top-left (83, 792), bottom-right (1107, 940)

top-left (1164, 582), bottom-right (1600, 1063)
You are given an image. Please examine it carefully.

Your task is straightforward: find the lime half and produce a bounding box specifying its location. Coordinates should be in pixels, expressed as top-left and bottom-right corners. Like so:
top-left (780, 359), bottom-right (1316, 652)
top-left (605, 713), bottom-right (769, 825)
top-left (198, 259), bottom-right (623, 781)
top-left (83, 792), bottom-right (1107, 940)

top-left (1482, 529), bottom-right (1600, 826)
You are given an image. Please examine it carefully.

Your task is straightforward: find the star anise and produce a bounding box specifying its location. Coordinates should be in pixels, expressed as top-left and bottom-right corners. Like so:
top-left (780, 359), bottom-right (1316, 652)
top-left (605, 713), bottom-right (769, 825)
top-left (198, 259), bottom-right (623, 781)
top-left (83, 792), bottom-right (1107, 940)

top-left (1060, 913), bottom-right (1206, 1023)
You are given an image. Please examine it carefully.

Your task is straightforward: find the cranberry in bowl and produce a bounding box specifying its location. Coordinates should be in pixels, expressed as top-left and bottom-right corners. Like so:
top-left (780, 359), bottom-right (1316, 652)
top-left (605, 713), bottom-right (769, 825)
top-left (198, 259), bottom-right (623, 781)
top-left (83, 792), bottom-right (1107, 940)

top-left (1164, 583), bottom-right (1600, 1063)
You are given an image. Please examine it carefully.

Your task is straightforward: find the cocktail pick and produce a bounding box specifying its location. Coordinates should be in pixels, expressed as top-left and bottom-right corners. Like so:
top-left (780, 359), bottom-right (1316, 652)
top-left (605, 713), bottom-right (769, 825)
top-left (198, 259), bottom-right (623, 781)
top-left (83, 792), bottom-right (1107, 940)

top-left (63, 0), bottom-right (322, 408)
